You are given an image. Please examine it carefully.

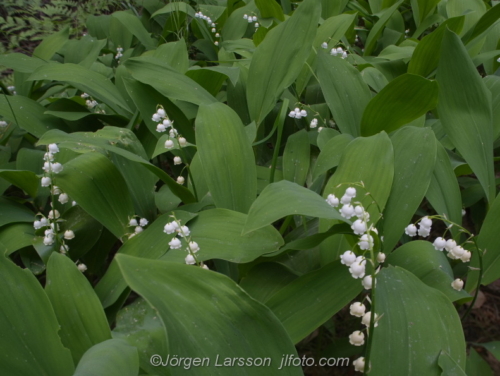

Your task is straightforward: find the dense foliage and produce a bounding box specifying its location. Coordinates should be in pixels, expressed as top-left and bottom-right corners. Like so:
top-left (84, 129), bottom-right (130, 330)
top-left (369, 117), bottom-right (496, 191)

top-left (1, 0), bottom-right (500, 375)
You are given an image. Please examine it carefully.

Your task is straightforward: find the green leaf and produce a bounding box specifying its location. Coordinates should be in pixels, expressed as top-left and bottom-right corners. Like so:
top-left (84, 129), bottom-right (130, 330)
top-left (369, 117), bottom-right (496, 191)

top-left (54, 152), bottom-right (135, 239)
top-left (112, 11), bottom-right (156, 50)
top-left (323, 132), bottom-right (394, 222)
top-left (426, 142), bottom-right (462, 235)
top-left (386, 241), bottom-right (470, 302)
top-left (247, 0), bottom-right (321, 124)
top-left (151, 2), bottom-right (196, 18)
top-left (484, 76), bottom-right (500, 139)
top-left (370, 266), bottom-right (466, 375)
top-left (466, 348), bottom-right (494, 376)
top-left (381, 127), bottom-right (437, 251)
top-left (283, 129), bottom-right (310, 185)
top-left (0, 169), bottom-right (39, 197)
top-left (28, 64), bottom-right (131, 115)
top-left (314, 13), bottom-right (356, 48)
top-left (45, 253), bottom-right (111, 364)
top-left (33, 26), bottom-right (69, 61)
top-left (266, 261), bottom-right (363, 344)
top-left (479, 342), bottom-right (500, 361)
top-left (436, 29), bottom-right (495, 203)
top-left (411, 0), bottom-right (441, 25)
top-left (239, 263), bottom-right (298, 303)
top-left (255, 0), bottom-right (285, 21)
top-left (244, 180), bottom-right (347, 234)
top-left (467, 3), bottom-right (500, 42)
top-left (73, 339), bottom-right (139, 376)
top-left (408, 17), bottom-right (465, 78)
top-left (152, 39), bottom-right (189, 74)
top-left (468, 193), bottom-right (500, 287)
top-left (360, 74), bottom-right (438, 136)
top-left (364, 1), bottom-right (403, 56)
top-left (317, 52), bottom-right (372, 137)
top-left (196, 102), bottom-right (257, 213)
top-left (438, 351), bottom-right (467, 376)
top-left (116, 254), bottom-right (302, 376)
top-left (0, 223), bottom-right (34, 256)
top-left (0, 255), bottom-right (74, 376)
top-left (0, 53), bottom-right (47, 73)
top-left (446, 0), bottom-right (486, 36)
top-left (0, 197), bottom-right (34, 227)
top-left (124, 57), bottom-right (217, 106)
top-left (312, 134), bottom-right (353, 180)
top-left (0, 95), bottom-right (66, 138)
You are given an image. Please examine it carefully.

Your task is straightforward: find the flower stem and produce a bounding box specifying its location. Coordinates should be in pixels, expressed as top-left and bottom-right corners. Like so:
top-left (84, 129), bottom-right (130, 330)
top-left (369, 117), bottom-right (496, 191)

top-left (461, 239), bottom-right (483, 321)
top-left (364, 247), bottom-right (377, 374)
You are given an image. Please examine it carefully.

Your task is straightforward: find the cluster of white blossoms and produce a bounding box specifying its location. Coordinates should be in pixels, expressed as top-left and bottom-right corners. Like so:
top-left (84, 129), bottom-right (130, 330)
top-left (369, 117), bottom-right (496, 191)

top-left (0, 120), bottom-right (8, 128)
top-left (327, 186), bottom-right (384, 290)
top-left (163, 216), bottom-right (209, 268)
top-left (127, 216), bottom-right (149, 239)
top-left (152, 106), bottom-right (187, 185)
top-left (7, 85), bottom-right (16, 95)
top-left (310, 118), bottom-right (318, 128)
top-left (405, 216), bottom-right (472, 291)
top-left (81, 93), bottom-right (99, 110)
top-left (35, 143), bottom-right (82, 269)
top-left (288, 107), bottom-right (307, 119)
top-left (330, 46), bottom-right (348, 59)
top-left (115, 46), bottom-right (124, 60)
top-left (243, 14), bottom-right (259, 28)
top-left (195, 11), bottom-right (214, 24)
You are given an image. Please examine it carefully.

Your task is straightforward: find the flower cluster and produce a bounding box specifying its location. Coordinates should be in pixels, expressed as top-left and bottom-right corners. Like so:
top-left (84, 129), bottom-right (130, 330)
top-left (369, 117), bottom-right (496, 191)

top-left (127, 216), bottom-right (149, 239)
top-left (327, 186), bottom-right (383, 290)
top-left (348, 300), bottom-right (376, 372)
top-left (35, 143), bottom-right (81, 269)
top-left (288, 107), bottom-right (307, 119)
top-left (7, 85), bottom-right (16, 95)
top-left (163, 216), bottom-right (209, 269)
top-left (115, 46), bottom-right (124, 60)
top-left (0, 120), bottom-right (8, 128)
top-left (330, 46), bottom-right (348, 59)
top-left (243, 14), bottom-right (259, 28)
top-left (81, 93), bottom-right (99, 110)
top-left (310, 118), bottom-right (318, 128)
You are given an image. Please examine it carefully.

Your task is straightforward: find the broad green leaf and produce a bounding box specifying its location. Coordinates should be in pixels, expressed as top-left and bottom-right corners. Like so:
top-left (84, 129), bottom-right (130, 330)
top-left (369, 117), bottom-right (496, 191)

top-left (54, 152), bottom-right (134, 239)
top-left (323, 132), bottom-right (394, 222)
top-left (185, 67), bottom-right (231, 97)
top-left (255, 0), bottom-right (285, 21)
top-left (436, 29), bottom-right (495, 203)
top-left (0, 95), bottom-right (66, 138)
top-left (153, 39), bottom-right (189, 74)
top-left (0, 197), bottom-right (34, 227)
top-left (479, 342), bottom-right (500, 361)
top-left (426, 142), bottom-right (462, 235)
top-left (239, 263), bottom-right (298, 303)
top-left (438, 352), bottom-right (467, 376)
top-left (360, 74), bottom-right (438, 136)
top-left (0, 255), bottom-right (74, 376)
top-left (370, 266), bottom-right (466, 375)
top-left (112, 11), bottom-right (156, 50)
top-left (244, 180), bottom-right (347, 234)
top-left (0, 53), bottom-right (47, 73)
top-left (116, 254), bottom-right (302, 376)
top-left (266, 261), bottom-right (363, 344)
top-left (312, 134), bottom-right (353, 180)
top-left (222, 1), bottom-right (258, 41)
top-left (28, 63), bottom-right (132, 115)
top-left (465, 348), bottom-right (494, 376)
top-left (0, 223), bottom-right (34, 256)
top-left (484, 75), bottom-right (500, 139)
top-left (125, 57), bottom-right (216, 106)
top-left (446, 0), bottom-right (486, 36)
top-left (467, 3), bottom-right (500, 42)
top-left (73, 339), bottom-right (139, 376)
top-left (411, 0), bottom-right (441, 25)
top-left (382, 127), bottom-right (437, 251)
top-left (408, 17), bottom-right (465, 78)
top-left (95, 211), bottom-right (197, 308)
top-left (33, 26), bottom-right (69, 61)
top-left (46, 253), bottom-right (111, 364)
top-left (162, 208), bottom-right (284, 263)
top-left (468, 193), bottom-right (500, 287)
top-left (151, 2), bottom-right (196, 18)
top-left (314, 13), bottom-right (356, 48)
top-left (283, 129), bottom-right (310, 185)
top-left (60, 37), bottom-right (107, 69)
top-left (280, 223), bottom-right (352, 253)
top-left (247, 0), bottom-right (321, 124)
top-left (196, 102), bottom-right (257, 213)
top-left (317, 52), bottom-right (372, 137)
top-left (0, 169), bottom-right (38, 198)
top-left (113, 298), bottom-right (169, 376)
top-left (386, 241), bottom-right (470, 302)
top-left (364, 1), bottom-right (403, 56)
